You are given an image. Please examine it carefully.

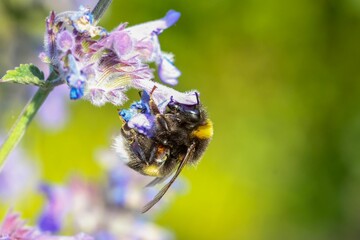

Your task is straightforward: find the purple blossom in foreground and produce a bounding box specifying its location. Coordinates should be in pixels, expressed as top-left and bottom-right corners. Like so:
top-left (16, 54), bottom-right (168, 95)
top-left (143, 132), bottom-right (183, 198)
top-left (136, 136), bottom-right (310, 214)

top-left (38, 184), bottom-right (70, 233)
top-left (0, 211), bottom-right (93, 240)
top-left (40, 7), bottom-right (182, 106)
top-left (0, 211), bottom-right (37, 240)
top-left (36, 149), bottom-right (175, 240)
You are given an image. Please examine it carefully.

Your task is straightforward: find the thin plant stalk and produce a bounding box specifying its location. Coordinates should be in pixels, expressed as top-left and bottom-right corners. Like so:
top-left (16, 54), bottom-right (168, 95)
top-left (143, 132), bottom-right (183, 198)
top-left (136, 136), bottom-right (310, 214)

top-left (0, 87), bottom-right (53, 170)
top-left (92, 0), bottom-right (112, 23)
top-left (0, 0), bottom-right (113, 171)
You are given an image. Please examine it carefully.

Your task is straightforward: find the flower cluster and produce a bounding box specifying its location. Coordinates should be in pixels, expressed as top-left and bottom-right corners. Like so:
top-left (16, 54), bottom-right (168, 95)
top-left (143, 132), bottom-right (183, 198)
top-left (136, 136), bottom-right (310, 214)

top-left (36, 149), bottom-right (176, 240)
top-left (0, 211), bottom-right (92, 240)
top-left (1, 3), bottom-right (204, 239)
top-left (40, 7), bottom-right (183, 106)
top-left (0, 146), bottom-right (178, 240)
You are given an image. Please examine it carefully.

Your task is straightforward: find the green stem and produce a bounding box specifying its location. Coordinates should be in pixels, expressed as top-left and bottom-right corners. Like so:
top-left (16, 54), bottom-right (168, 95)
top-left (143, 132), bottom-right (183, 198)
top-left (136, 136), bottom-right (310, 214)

top-left (0, 0), bottom-right (112, 171)
top-left (92, 0), bottom-right (112, 23)
top-left (0, 87), bottom-right (53, 171)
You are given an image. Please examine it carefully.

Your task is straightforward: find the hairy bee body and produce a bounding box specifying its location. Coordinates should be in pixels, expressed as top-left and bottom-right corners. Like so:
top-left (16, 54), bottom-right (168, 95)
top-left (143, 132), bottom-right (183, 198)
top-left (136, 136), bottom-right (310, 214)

top-left (116, 90), bottom-right (213, 212)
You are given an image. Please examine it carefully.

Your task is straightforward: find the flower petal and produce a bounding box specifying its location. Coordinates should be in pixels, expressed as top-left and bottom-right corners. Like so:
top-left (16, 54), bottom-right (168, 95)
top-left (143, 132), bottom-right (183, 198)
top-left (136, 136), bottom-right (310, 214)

top-left (127, 113), bottom-right (155, 137)
top-left (132, 79), bottom-right (199, 113)
top-left (112, 31), bottom-right (133, 57)
top-left (158, 55), bottom-right (181, 85)
top-left (126, 10), bottom-right (181, 38)
top-left (56, 30), bottom-right (75, 52)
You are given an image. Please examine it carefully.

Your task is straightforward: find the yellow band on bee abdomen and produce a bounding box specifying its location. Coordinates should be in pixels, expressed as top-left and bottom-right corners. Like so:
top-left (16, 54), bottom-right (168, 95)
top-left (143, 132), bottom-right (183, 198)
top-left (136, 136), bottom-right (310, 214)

top-left (192, 119), bottom-right (213, 139)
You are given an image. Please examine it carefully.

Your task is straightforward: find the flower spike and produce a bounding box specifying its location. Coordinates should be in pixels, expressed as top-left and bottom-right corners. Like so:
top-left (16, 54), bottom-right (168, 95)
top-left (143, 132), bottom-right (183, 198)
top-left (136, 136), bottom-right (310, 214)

top-left (41, 7), bottom-right (183, 106)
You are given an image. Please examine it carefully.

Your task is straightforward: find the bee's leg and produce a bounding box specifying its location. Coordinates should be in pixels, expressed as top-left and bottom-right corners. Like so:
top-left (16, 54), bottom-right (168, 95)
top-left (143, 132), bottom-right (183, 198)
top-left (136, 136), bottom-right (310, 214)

top-left (149, 99), bottom-right (160, 115)
top-left (121, 124), bottom-right (135, 140)
top-left (149, 86), bottom-right (160, 115)
top-left (130, 138), bottom-right (148, 164)
top-left (148, 145), bottom-right (158, 163)
top-left (156, 115), bottom-right (170, 132)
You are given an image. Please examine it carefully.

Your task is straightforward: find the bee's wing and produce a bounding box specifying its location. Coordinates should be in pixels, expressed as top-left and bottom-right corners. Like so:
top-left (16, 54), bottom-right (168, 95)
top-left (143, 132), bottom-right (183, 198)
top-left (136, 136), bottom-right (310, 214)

top-left (145, 176), bottom-right (169, 187)
top-left (142, 142), bottom-right (196, 213)
top-left (145, 168), bottom-right (175, 187)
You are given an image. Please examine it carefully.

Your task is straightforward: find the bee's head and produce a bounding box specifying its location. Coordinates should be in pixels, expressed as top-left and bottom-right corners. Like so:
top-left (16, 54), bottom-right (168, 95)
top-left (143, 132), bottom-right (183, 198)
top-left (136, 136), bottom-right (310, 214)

top-left (167, 93), bottom-right (203, 123)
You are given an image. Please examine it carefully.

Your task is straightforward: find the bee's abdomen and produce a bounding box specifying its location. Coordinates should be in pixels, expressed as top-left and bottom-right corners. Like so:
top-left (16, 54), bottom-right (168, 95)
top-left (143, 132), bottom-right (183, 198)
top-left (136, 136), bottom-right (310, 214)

top-left (189, 119), bottom-right (213, 164)
top-left (191, 119), bottom-right (213, 140)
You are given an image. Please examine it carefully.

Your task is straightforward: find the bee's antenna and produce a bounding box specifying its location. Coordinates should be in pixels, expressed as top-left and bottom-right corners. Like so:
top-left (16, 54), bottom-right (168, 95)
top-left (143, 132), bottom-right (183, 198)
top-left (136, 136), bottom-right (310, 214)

top-left (195, 92), bottom-right (200, 105)
top-left (149, 85), bottom-right (160, 114)
top-left (150, 85), bottom-right (157, 96)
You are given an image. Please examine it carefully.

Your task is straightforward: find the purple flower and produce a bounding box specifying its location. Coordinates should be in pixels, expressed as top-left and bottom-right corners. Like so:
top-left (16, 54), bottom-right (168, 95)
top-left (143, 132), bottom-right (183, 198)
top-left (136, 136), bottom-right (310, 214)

top-left (56, 30), bottom-right (75, 52)
top-left (37, 184), bottom-right (69, 233)
top-left (132, 80), bottom-right (199, 113)
top-left (41, 8), bottom-right (182, 107)
top-left (127, 113), bottom-right (155, 138)
top-left (0, 211), bottom-right (93, 240)
top-left (125, 10), bottom-right (182, 85)
top-left (0, 211), bottom-right (38, 240)
top-left (33, 149), bottom-right (176, 240)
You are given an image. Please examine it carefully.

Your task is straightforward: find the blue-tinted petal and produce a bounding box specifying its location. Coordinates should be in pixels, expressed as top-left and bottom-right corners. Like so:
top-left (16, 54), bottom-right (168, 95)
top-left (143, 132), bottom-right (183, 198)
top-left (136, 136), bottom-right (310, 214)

top-left (38, 212), bottom-right (61, 233)
top-left (128, 113), bottom-right (155, 137)
top-left (119, 109), bottom-right (136, 122)
top-left (67, 54), bottom-right (80, 76)
top-left (70, 87), bottom-right (84, 100)
top-left (126, 10), bottom-right (181, 39)
top-left (163, 10), bottom-right (181, 28)
top-left (158, 56), bottom-right (181, 85)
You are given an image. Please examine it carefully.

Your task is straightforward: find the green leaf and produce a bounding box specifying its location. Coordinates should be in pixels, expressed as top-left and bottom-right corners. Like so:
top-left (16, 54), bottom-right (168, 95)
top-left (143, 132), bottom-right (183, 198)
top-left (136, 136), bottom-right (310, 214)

top-left (1, 64), bottom-right (45, 86)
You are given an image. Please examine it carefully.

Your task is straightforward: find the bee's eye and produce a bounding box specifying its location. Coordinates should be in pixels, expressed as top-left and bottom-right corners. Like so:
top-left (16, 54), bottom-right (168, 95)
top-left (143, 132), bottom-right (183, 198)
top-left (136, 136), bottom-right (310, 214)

top-left (187, 109), bottom-right (200, 121)
top-left (168, 103), bottom-right (181, 112)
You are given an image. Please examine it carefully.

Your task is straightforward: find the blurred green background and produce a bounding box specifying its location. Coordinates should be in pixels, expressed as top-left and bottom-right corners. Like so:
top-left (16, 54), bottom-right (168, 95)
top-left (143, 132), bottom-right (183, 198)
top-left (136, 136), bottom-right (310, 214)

top-left (1, 0), bottom-right (360, 239)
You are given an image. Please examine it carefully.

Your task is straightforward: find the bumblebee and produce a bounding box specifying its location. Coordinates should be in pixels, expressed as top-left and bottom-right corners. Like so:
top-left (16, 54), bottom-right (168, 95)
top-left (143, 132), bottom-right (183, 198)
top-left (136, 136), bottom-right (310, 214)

top-left (116, 88), bottom-right (213, 213)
